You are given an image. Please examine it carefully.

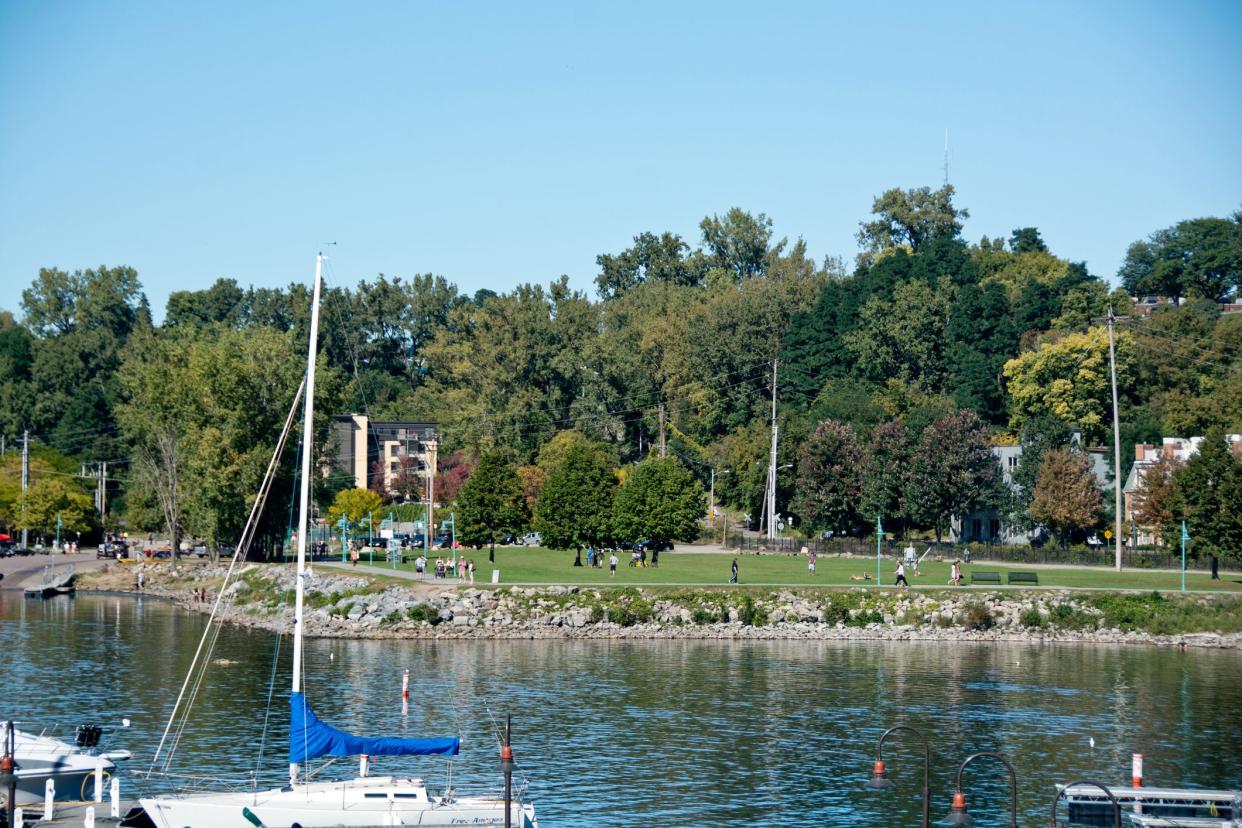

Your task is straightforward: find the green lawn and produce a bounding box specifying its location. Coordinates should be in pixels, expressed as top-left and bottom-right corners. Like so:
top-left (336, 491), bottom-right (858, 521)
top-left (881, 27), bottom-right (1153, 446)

top-left (357, 546), bottom-right (1242, 593)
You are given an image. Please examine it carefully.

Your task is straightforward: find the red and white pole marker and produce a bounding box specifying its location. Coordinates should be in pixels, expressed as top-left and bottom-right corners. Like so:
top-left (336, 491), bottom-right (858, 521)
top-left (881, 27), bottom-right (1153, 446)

top-left (402, 669), bottom-right (410, 700)
top-left (359, 754), bottom-right (369, 778)
top-left (1132, 753), bottom-right (1143, 788)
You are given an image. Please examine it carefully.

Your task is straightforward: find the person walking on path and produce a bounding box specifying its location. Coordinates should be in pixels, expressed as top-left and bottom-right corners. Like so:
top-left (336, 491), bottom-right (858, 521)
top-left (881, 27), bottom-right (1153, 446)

top-left (350, 547), bottom-right (359, 567)
top-left (894, 561), bottom-right (909, 589)
top-left (808, 551), bottom-right (817, 576)
top-left (730, 558), bottom-right (739, 584)
top-left (609, 552), bottom-right (618, 577)
top-left (949, 560), bottom-right (962, 586)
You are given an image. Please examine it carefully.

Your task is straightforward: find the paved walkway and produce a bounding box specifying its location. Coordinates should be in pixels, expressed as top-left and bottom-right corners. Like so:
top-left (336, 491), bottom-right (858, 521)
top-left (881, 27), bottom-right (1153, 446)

top-left (0, 551), bottom-right (111, 590)
top-left (318, 560), bottom-right (471, 586)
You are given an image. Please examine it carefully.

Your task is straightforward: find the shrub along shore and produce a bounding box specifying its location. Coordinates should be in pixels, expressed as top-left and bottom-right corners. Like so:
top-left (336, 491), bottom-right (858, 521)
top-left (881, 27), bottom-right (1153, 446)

top-left (78, 562), bottom-right (1242, 648)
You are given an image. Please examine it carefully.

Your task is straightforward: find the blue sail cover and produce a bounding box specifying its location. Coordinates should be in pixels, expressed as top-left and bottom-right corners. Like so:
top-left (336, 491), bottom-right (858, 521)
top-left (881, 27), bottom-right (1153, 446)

top-left (289, 692), bottom-right (460, 764)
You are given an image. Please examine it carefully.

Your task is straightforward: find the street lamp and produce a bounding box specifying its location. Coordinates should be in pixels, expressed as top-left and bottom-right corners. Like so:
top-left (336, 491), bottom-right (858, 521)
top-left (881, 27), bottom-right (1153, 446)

top-left (865, 724), bottom-right (931, 828)
top-left (1047, 781), bottom-right (1121, 828)
top-left (942, 751), bottom-right (1018, 827)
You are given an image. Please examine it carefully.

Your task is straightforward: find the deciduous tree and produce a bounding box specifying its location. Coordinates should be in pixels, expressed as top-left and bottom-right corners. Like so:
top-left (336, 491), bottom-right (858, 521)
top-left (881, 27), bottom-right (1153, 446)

top-left (856, 185), bottom-right (969, 264)
top-left (611, 457), bottom-right (703, 546)
top-left (1171, 430), bottom-right (1242, 561)
top-left (904, 409), bottom-right (999, 541)
top-left (791, 420), bottom-right (862, 534)
top-left (1029, 448), bottom-right (1101, 547)
top-left (456, 451), bottom-right (528, 557)
top-left (534, 437), bottom-right (616, 550)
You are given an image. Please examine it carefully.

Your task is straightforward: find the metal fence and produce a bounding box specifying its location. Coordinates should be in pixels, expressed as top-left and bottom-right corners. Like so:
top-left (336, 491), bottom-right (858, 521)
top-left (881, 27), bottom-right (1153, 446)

top-left (726, 533), bottom-right (1216, 570)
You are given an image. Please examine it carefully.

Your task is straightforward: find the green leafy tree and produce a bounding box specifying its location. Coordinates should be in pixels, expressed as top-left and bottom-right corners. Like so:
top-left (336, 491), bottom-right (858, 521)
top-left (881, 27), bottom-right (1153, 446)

top-left (1028, 447), bottom-right (1101, 547)
top-left (534, 436), bottom-right (617, 549)
top-left (856, 184), bottom-right (969, 264)
top-left (456, 451), bottom-right (528, 558)
top-left (1171, 430), bottom-right (1242, 561)
top-left (844, 277), bottom-right (955, 393)
top-left (595, 231), bottom-right (698, 299)
top-left (1118, 218), bottom-right (1242, 303)
top-left (611, 457), bottom-right (704, 546)
top-left (1009, 227), bottom-right (1048, 254)
top-left (326, 488), bottom-right (384, 526)
top-left (14, 477), bottom-right (95, 539)
top-left (165, 278), bottom-right (249, 328)
top-left (904, 409), bottom-right (999, 540)
top-left (698, 208), bottom-right (780, 281)
top-left (791, 420), bottom-right (862, 534)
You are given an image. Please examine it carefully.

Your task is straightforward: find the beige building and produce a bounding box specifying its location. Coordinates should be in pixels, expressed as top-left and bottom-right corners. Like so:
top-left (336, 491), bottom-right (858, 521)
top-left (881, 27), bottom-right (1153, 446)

top-left (333, 414), bottom-right (438, 499)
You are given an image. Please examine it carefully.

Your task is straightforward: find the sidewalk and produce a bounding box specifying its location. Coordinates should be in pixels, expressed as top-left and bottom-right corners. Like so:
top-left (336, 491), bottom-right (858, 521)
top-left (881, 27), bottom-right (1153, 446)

top-left (318, 560), bottom-right (470, 586)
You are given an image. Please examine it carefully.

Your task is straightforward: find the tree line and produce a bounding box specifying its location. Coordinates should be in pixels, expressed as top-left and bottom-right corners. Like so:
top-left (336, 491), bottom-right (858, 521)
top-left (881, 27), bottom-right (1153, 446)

top-left (0, 189), bottom-right (1239, 558)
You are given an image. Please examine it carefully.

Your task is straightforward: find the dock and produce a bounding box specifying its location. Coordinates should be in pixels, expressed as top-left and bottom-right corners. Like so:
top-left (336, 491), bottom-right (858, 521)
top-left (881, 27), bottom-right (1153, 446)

top-left (22, 566), bottom-right (76, 600)
top-left (8, 799), bottom-right (137, 828)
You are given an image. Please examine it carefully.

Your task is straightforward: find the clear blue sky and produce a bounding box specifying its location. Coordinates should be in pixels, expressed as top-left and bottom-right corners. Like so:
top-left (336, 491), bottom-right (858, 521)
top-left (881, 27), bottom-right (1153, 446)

top-left (2, 0), bottom-right (1240, 319)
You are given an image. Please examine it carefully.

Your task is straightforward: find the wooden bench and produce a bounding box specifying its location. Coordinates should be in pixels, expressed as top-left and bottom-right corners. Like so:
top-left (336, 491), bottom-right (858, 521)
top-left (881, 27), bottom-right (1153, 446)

top-left (970, 571), bottom-right (1002, 585)
top-left (1007, 571), bottom-right (1039, 585)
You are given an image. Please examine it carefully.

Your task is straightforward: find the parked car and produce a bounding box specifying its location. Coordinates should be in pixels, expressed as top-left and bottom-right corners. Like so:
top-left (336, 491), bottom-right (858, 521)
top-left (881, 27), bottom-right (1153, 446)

top-left (433, 534), bottom-right (452, 549)
top-left (0, 542), bottom-right (13, 558)
top-left (498, 532), bottom-right (516, 546)
top-left (97, 541), bottom-right (129, 559)
top-left (633, 539), bottom-right (673, 553)
top-left (516, 532), bottom-right (541, 547)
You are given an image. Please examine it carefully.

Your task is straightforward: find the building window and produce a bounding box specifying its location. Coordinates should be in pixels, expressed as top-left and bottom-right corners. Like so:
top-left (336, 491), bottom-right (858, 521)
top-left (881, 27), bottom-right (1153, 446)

top-left (390, 461), bottom-right (398, 472)
top-left (390, 444), bottom-right (399, 457)
top-left (1008, 456), bottom-right (1018, 469)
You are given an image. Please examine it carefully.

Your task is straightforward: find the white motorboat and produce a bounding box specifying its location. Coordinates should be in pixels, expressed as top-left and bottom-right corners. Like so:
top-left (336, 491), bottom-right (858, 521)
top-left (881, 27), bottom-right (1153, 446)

top-left (129, 254), bottom-right (537, 828)
top-left (4, 722), bottom-right (132, 804)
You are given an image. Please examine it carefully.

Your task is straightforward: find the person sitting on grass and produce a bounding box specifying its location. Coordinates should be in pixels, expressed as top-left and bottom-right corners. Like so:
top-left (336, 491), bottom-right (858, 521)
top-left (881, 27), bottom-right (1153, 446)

top-left (848, 572), bottom-right (872, 581)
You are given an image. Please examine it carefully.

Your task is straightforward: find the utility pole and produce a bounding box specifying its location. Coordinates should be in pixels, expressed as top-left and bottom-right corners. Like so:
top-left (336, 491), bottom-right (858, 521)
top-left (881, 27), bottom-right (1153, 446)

top-left (21, 430), bottom-right (29, 549)
top-left (766, 359), bottom-right (779, 541)
top-left (658, 402), bottom-right (666, 458)
top-left (1105, 306), bottom-right (1125, 572)
top-left (101, 461), bottom-right (108, 520)
top-left (708, 468), bottom-right (729, 528)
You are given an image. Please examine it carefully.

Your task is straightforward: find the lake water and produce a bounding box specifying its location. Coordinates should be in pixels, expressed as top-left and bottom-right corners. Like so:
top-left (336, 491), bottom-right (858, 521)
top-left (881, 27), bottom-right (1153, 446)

top-left (1, 593), bottom-right (1239, 826)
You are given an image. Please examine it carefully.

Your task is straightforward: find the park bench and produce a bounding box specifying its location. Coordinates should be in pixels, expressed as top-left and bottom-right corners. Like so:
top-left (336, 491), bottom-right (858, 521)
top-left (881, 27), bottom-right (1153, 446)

top-left (1007, 571), bottom-right (1039, 585)
top-left (970, 571), bottom-right (1002, 585)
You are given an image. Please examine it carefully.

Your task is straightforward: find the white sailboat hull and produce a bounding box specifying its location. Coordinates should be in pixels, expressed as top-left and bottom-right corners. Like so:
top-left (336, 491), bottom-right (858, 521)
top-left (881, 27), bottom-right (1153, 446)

top-left (139, 776), bottom-right (537, 828)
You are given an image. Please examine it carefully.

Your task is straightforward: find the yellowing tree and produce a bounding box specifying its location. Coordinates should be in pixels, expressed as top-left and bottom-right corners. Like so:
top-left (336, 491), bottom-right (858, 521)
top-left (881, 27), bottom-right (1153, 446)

top-left (1003, 327), bottom-right (1135, 445)
top-left (327, 488), bottom-right (384, 526)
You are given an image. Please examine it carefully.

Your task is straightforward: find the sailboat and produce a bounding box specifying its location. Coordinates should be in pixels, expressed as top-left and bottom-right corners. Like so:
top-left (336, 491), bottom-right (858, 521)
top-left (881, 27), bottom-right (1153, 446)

top-left (129, 254), bottom-right (538, 828)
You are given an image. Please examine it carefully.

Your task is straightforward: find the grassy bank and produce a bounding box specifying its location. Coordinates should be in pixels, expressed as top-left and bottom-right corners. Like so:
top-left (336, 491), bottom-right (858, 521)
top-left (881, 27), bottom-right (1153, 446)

top-left (360, 546), bottom-right (1242, 593)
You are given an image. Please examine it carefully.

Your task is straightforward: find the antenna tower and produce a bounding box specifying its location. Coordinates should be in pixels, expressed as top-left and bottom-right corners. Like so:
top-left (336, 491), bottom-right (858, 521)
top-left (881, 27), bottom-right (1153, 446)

top-left (943, 128), bottom-right (950, 186)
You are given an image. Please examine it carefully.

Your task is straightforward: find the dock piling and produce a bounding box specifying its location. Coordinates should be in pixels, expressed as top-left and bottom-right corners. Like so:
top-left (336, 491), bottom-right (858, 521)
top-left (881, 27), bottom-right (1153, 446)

top-left (83, 807), bottom-right (94, 828)
top-left (109, 777), bottom-right (120, 819)
top-left (43, 780), bottom-right (54, 820)
top-left (93, 763), bottom-right (103, 804)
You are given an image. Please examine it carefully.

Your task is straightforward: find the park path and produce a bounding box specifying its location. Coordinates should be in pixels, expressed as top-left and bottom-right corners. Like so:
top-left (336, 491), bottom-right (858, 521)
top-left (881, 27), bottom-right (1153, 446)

top-left (0, 551), bottom-right (111, 590)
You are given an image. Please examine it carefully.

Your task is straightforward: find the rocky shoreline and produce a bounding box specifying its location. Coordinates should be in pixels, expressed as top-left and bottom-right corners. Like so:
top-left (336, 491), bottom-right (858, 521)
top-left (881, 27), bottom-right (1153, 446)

top-left (78, 563), bottom-right (1242, 649)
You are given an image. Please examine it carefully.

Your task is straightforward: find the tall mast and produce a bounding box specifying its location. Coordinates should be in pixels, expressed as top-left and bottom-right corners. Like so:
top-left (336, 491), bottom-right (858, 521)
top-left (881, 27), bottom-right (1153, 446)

top-left (290, 253), bottom-right (324, 784)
